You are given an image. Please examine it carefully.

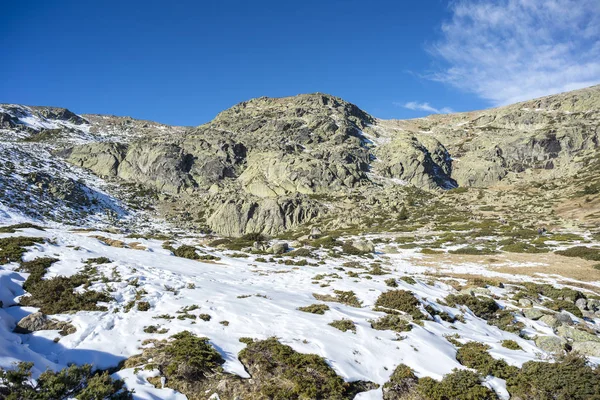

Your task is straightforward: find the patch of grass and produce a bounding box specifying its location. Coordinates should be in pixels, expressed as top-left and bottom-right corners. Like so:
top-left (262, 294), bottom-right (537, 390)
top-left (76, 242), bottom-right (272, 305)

top-left (137, 301), bottom-right (151, 311)
top-left (421, 248), bottom-right (444, 254)
top-left (555, 246), bottom-right (600, 261)
top-left (298, 303), bottom-right (330, 315)
top-left (501, 242), bottom-right (548, 254)
top-left (449, 246), bottom-right (497, 255)
top-left (329, 319), bottom-right (356, 333)
top-left (199, 314), bottom-right (211, 321)
top-left (374, 290), bottom-right (423, 319)
top-left (85, 257), bottom-right (112, 265)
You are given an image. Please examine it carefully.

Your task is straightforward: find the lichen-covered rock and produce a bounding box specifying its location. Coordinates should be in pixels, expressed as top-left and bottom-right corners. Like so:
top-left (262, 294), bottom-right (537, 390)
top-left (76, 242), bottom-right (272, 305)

top-left (534, 335), bottom-right (566, 354)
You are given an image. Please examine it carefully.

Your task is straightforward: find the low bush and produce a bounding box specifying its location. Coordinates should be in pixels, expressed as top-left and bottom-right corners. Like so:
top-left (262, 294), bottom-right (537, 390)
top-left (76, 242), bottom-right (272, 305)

top-left (297, 303), bottom-right (330, 315)
top-left (20, 257), bottom-right (111, 314)
top-left (384, 278), bottom-right (398, 287)
top-left (329, 319), bottom-right (356, 333)
top-left (239, 337), bottom-right (359, 399)
top-left (506, 353), bottom-right (600, 400)
top-left (0, 236), bottom-right (44, 264)
top-left (313, 290), bottom-right (362, 307)
top-left (0, 362), bottom-right (132, 399)
top-left (374, 290), bottom-right (423, 319)
top-left (501, 340), bottom-right (522, 350)
top-left (456, 342), bottom-right (518, 379)
top-left (370, 314), bottom-right (412, 332)
top-left (418, 369), bottom-right (498, 400)
top-left (0, 223), bottom-right (45, 233)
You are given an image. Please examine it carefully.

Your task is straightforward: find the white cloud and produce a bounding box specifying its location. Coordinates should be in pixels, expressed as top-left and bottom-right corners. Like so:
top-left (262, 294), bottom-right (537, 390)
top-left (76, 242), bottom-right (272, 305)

top-left (429, 0), bottom-right (600, 105)
top-left (397, 101), bottom-right (454, 114)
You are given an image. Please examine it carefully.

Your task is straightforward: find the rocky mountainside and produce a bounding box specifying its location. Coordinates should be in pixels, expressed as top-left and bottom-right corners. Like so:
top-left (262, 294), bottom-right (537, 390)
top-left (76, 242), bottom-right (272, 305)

top-left (1, 86), bottom-right (599, 236)
top-left (2, 88), bottom-right (600, 400)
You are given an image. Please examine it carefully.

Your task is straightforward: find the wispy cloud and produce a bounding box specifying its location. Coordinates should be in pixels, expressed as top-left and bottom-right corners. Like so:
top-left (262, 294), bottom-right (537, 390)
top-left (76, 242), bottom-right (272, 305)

top-left (395, 101), bottom-right (454, 114)
top-left (428, 0), bottom-right (600, 105)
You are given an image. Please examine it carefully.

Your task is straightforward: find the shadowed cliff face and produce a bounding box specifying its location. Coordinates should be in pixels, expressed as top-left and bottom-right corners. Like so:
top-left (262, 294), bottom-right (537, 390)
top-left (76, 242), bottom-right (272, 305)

top-left (4, 86), bottom-right (599, 236)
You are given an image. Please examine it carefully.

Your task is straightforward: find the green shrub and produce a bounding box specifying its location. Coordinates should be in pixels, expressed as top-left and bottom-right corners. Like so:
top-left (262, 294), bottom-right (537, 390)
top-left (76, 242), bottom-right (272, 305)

top-left (506, 353), bottom-right (600, 400)
top-left (555, 246), bottom-right (600, 261)
top-left (445, 294), bottom-right (523, 333)
top-left (421, 248), bottom-right (444, 254)
top-left (417, 369), bottom-right (498, 400)
top-left (400, 276), bottom-right (416, 285)
top-left (370, 314), bottom-right (412, 332)
top-left (0, 236), bottom-right (44, 264)
top-left (311, 236), bottom-right (339, 249)
top-left (329, 319), bottom-right (356, 333)
top-left (501, 242), bottom-right (548, 253)
top-left (384, 278), bottom-right (398, 287)
top-left (374, 290), bottom-right (423, 319)
top-left (85, 257), bottom-right (112, 265)
top-left (160, 331), bottom-right (224, 380)
top-left (298, 304), bottom-right (330, 315)
top-left (0, 223), bottom-right (45, 233)
top-left (287, 248), bottom-right (313, 258)
top-left (19, 257), bottom-right (110, 314)
top-left (313, 290), bottom-right (362, 307)
top-left (501, 340), bottom-right (522, 350)
top-left (382, 364), bottom-right (419, 398)
top-left (199, 313), bottom-right (211, 321)
top-left (456, 342), bottom-right (518, 379)
top-left (449, 246), bottom-right (497, 255)
top-left (238, 338), bottom-right (352, 399)
top-left (341, 243), bottom-right (367, 255)
top-left (0, 362), bottom-right (132, 399)
top-left (137, 301), bottom-right (151, 311)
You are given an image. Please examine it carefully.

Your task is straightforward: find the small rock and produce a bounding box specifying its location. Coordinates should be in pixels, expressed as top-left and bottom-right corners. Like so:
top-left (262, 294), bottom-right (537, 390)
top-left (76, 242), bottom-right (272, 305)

top-left (575, 298), bottom-right (588, 310)
top-left (269, 242), bottom-right (289, 255)
top-left (519, 298), bottom-right (533, 307)
top-left (555, 311), bottom-right (574, 326)
top-left (15, 312), bottom-right (75, 336)
top-left (352, 240), bottom-right (375, 253)
top-left (535, 335), bottom-right (566, 354)
top-left (523, 308), bottom-right (545, 320)
top-left (539, 314), bottom-right (560, 328)
top-left (15, 312), bottom-right (48, 332)
top-left (382, 245), bottom-right (399, 254)
top-left (309, 227), bottom-right (322, 239)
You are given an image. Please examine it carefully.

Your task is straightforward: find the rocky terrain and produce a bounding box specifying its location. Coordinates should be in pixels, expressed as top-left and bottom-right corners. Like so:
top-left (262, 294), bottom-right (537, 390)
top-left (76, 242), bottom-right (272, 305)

top-left (0, 86), bottom-right (599, 399)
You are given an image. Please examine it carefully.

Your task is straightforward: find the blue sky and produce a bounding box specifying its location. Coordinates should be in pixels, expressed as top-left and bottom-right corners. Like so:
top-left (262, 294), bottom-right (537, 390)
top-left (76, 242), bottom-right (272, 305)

top-left (2, 0), bottom-right (599, 126)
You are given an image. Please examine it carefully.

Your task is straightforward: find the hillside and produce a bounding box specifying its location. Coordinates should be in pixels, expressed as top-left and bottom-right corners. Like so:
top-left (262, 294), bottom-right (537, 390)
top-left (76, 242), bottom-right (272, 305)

top-left (0, 87), bottom-right (599, 399)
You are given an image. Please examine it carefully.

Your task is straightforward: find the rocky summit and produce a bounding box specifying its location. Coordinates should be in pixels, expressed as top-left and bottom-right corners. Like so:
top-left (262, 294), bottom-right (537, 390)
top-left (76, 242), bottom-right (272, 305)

top-left (1, 86), bottom-right (600, 400)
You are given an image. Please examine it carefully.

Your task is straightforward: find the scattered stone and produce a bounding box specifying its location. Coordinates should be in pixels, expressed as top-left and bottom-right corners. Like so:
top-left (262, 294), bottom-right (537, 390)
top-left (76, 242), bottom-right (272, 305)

top-left (352, 240), bottom-right (375, 253)
top-left (268, 242), bottom-right (289, 255)
top-left (539, 314), bottom-right (560, 329)
top-left (523, 308), bottom-right (545, 320)
top-left (556, 326), bottom-right (600, 343)
top-left (14, 312), bottom-right (76, 336)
